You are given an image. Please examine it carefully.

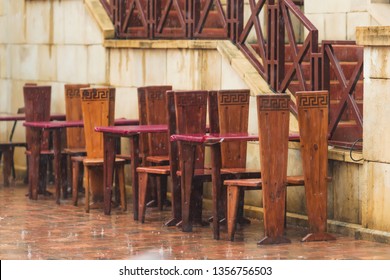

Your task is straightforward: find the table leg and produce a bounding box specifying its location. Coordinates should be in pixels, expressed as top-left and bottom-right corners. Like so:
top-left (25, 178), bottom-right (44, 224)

top-left (210, 143), bottom-right (222, 240)
top-left (130, 135), bottom-right (139, 221)
top-left (180, 142), bottom-right (196, 232)
top-left (52, 129), bottom-right (62, 205)
top-left (103, 133), bottom-right (116, 215)
top-left (165, 141), bottom-right (181, 227)
top-left (2, 147), bottom-right (12, 187)
top-left (29, 128), bottom-right (42, 200)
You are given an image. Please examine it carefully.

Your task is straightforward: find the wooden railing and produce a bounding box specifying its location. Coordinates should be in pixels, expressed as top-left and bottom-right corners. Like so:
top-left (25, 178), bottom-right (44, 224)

top-left (100, 0), bottom-right (364, 149)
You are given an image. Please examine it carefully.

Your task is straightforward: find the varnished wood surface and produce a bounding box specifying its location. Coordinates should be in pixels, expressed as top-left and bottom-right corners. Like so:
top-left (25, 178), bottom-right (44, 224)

top-left (297, 90), bottom-right (335, 242)
top-left (23, 85), bottom-right (52, 200)
top-left (80, 87), bottom-right (126, 214)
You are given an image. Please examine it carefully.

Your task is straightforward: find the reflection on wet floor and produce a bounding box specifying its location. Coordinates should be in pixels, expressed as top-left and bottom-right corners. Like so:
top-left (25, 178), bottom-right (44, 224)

top-left (1, 180), bottom-right (390, 260)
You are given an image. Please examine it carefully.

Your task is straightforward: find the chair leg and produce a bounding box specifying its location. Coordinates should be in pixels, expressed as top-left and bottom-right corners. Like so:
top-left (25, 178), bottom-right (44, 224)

top-left (84, 166), bottom-right (90, 213)
top-left (192, 180), bottom-right (205, 225)
top-left (227, 185), bottom-right (240, 241)
top-left (114, 168), bottom-right (120, 206)
top-left (61, 155), bottom-right (68, 199)
top-left (237, 189), bottom-right (251, 225)
top-left (2, 147), bottom-right (12, 186)
top-left (23, 153), bottom-right (29, 184)
top-left (72, 161), bottom-right (80, 206)
top-left (138, 172), bottom-right (149, 223)
top-left (117, 164), bottom-right (126, 211)
top-left (156, 176), bottom-right (168, 211)
top-left (38, 156), bottom-right (48, 194)
top-left (11, 147), bottom-right (16, 179)
top-left (66, 155), bottom-right (72, 198)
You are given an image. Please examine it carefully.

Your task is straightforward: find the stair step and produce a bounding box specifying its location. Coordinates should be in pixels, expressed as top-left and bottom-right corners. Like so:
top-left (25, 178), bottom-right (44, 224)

top-left (288, 80), bottom-right (363, 100)
top-left (250, 44), bottom-right (363, 63)
top-left (330, 122), bottom-right (362, 144)
top-left (284, 61), bottom-right (363, 81)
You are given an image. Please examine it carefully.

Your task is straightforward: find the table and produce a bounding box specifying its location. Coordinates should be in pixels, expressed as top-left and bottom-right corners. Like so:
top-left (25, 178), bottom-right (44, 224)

top-left (170, 132), bottom-right (300, 240)
top-left (0, 114), bottom-right (66, 186)
top-left (95, 124), bottom-right (168, 218)
top-left (0, 113), bottom-right (65, 122)
top-left (23, 118), bottom-right (139, 204)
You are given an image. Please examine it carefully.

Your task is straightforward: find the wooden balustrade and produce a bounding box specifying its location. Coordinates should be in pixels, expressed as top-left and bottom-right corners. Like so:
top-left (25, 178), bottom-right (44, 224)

top-left (100, 0), bottom-right (363, 148)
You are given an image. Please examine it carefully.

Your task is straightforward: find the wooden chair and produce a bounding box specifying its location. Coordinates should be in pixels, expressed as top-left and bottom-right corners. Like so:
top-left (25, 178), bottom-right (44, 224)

top-left (224, 94), bottom-right (293, 245)
top-left (0, 107), bottom-right (28, 186)
top-left (62, 84), bottom-right (89, 201)
top-left (208, 90), bottom-right (260, 225)
top-left (23, 85), bottom-right (53, 198)
top-left (224, 92), bottom-right (335, 244)
top-left (141, 85), bottom-right (172, 208)
top-left (296, 90), bottom-right (335, 242)
top-left (137, 90), bottom-right (209, 225)
top-left (80, 87), bottom-right (126, 213)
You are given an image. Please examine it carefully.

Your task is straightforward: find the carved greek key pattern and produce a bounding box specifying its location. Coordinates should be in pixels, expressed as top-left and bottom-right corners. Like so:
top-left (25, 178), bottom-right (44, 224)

top-left (298, 93), bottom-right (328, 108)
top-left (81, 88), bottom-right (115, 101)
top-left (66, 88), bottom-right (80, 99)
top-left (220, 92), bottom-right (249, 105)
top-left (258, 96), bottom-right (290, 111)
top-left (176, 93), bottom-right (207, 107)
top-left (149, 91), bottom-right (165, 101)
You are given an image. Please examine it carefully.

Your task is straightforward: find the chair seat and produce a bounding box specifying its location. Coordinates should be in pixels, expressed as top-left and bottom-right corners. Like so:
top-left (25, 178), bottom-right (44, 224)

top-left (63, 147), bottom-right (86, 155)
top-left (115, 154), bottom-right (132, 164)
top-left (137, 165), bottom-right (170, 175)
top-left (0, 142), bottom-right (27, 148)
top-left (83, 157), bottom-right (126, 166)
top-left (176, 168), bottom-right (214, 180)
top-left (146, 155), bottom-right (169, 165)
top-left (286, 175), bottom-right (305, 185)
top-left (25, 150), bottom-right (53, 155)
top-left (220, 167), bottom-right (260, 177)
top-left (71, 155), bottom-right (85, 162)
top-left (224, 176), bottom-right (307, 188)
top-left (224, 178), bottom-right (262, 188)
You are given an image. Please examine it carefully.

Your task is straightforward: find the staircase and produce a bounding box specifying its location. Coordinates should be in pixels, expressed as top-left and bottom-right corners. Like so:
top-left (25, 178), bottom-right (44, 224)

top-left (285, 43), bottom-right (364, 147)
top-left (98, 0), bottom-right (364, 149)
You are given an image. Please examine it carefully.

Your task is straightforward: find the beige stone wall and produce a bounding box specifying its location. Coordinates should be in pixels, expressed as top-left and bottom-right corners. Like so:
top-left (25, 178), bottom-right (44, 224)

top-left (305, 0), bottom-right (377, 41)
top-left (356, 26), bottom-right (390, 232)
top-left (0, 0), bottom-right (250, 169)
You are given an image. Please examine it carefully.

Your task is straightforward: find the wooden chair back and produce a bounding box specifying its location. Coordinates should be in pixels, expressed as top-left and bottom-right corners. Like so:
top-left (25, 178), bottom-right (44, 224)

top-left (173, 90), bottom-right (208, 169)
top-left (137, 87), bottom-right (148, 160)
top-left (23, 85), bottom-right (51, 150)
top-left (64, 84), bottom-right (89, 149)
top-left (81, 87), bottom-right (115, 159)
top-left (145, 85), bottom-right (172, 156)
top-left (208, 89), bottom-right (250, 168)
top-left (296, 90), bottom-right (329, 237)
top-left (257, 94), bottom-right (290, 239)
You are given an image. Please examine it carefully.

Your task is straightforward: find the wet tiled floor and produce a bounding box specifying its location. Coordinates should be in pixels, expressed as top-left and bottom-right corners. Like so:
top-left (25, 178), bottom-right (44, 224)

top-left (1, 179), bottom-right (390, 260)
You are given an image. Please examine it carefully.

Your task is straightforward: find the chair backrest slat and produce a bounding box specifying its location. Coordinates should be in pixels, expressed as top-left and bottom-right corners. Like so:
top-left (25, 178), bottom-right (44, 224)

top-left (257, 94), bottom-right (290, 237)
top-left (23, 85), bottom-right (51, 150)
top-left (81, 87), bottom-right (115, 159)
top-left (65, 84), bottom-right (89, 149)
top-left (296, 90), bottom-right (329, 233)
top-left (174, 90), bottom-right (208, 169)
top-left (145, 85), bottom-right (172, 156)
top-left (137, 87), bottom-right (148, 159)
top-left (209, 89), bottom-right (250, 168)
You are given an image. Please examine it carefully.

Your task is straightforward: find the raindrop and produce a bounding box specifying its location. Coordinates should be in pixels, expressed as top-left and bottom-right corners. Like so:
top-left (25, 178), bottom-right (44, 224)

top-left (21, 230), bottom-right (27, 240)
top-left (27, 245), bottom-right (32, 259)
